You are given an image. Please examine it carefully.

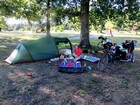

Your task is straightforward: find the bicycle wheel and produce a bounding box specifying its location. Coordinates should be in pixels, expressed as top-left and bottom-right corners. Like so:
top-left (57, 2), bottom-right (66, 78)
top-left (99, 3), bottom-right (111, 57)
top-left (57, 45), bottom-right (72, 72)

top-left (97, 54), bottom-right (109, 71)
top-left (97, 41), bottom-right (103, 50)
top-left (131, 52), bottom-right (136, 63)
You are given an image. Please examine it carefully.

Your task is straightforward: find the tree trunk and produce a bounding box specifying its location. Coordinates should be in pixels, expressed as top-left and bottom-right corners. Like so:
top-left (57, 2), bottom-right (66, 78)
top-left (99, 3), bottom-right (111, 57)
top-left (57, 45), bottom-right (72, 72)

top-left (46, 0), bottom-right (51, 36)
top-left (27, 18), bottom-right (32, 31)
top-left (24, 11), bottom-right (32, 31)
top-left (79, 0), bottom-right (91, 48)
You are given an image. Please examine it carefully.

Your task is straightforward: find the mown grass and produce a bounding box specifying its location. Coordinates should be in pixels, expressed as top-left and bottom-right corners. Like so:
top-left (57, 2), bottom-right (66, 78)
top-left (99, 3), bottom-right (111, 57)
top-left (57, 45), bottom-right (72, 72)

top-left (1, 30), bottom-right (139, 43)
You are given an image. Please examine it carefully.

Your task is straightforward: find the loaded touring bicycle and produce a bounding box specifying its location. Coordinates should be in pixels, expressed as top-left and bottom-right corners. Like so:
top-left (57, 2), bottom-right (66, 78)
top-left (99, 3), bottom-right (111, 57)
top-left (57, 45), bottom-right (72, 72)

top-left (97, 40), bottom-right (137, 71)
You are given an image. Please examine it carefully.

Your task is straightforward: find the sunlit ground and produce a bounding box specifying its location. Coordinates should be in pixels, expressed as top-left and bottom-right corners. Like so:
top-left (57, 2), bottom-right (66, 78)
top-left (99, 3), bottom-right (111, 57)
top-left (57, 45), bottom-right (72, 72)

top-left (0, 30), bottom-right (140, 44)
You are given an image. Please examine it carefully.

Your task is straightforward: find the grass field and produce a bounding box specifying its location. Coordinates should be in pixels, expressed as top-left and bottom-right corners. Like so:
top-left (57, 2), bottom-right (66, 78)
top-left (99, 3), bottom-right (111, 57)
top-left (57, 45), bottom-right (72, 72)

top-left (0, 31), bottom-right (140, 105)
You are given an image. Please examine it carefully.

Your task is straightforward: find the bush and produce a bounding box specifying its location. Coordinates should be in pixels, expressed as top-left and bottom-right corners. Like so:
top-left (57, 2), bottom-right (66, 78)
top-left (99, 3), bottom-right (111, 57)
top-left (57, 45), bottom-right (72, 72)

top-left (59, 25), bottom-right (64, 32)
top-left (105, 21), bottom-right (114, 30)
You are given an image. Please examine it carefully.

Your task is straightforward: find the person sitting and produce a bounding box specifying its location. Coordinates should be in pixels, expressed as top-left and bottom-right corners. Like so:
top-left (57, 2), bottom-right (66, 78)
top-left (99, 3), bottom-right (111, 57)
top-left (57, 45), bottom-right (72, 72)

top-left (73, 44), bottom-right (84, 61)
top-left (74, 44), bottom-right (83, 57)
top-left (73, 44), bottom-right (90, 61)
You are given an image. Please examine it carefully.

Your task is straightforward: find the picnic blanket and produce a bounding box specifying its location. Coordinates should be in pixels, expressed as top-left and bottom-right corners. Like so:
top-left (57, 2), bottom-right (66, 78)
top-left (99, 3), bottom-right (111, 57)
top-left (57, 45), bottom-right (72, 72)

top-left (83, 55), bottom-right (100, 62)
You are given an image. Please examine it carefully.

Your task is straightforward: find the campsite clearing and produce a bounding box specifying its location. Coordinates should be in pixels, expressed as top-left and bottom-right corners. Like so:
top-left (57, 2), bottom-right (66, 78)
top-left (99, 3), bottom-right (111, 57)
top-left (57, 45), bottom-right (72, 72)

top-left (0, 32), bottom-right (140, 105)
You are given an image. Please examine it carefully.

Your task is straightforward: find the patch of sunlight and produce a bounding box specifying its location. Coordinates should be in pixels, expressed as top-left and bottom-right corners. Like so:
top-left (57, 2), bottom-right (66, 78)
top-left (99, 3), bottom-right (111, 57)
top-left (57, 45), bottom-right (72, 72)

top-left (7, 71), bottom-right (27, 81)
top-left (0, 46), bottom-right (7, 48)
top-left (74, 94), bottom-right (104, 105)
top-left (73, 95), bottom-right (86, 103)
top-left (136, 48), bottom-right (140, 51)
top-left (8, 72), bottom-right (20, 81)
top-left (39, 86), bottom-right (56, 96)
top-left (92, 73), bottom-right (101, 78)
top-left (92, 73), bottom-right (115, 81)
top-left (19, 36), bottom-right (38, 41)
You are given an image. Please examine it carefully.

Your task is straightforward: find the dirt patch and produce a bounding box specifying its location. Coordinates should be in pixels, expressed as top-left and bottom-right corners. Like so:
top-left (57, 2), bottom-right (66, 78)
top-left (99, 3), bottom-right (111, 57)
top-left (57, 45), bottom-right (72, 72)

top-left (0, 46), bottom-right (140, 105)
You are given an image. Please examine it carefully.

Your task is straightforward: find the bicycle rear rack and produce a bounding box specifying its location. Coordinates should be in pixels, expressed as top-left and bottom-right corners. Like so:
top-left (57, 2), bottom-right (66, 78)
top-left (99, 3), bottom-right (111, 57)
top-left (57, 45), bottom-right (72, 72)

top-left (120, 59), bottom-right (131, 62)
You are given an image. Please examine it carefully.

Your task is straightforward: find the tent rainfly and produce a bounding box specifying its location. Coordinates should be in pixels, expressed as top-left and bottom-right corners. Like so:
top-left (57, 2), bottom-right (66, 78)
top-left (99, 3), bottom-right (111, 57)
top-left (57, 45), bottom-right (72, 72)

top-left (5, 36), bottom-right (72, 64)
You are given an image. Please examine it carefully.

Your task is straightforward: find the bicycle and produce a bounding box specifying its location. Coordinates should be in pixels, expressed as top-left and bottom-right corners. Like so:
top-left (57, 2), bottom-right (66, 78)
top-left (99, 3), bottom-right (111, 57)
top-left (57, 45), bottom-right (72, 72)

top-left (97, 40), bottom-right (137, 71)
top-left (97, 35), bottom-right (112, 50)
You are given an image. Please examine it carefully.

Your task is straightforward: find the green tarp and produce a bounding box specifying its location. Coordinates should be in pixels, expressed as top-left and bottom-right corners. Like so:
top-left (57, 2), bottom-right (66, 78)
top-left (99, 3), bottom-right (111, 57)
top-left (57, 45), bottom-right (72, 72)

top-left (5, 36), bottom-right (72, 64)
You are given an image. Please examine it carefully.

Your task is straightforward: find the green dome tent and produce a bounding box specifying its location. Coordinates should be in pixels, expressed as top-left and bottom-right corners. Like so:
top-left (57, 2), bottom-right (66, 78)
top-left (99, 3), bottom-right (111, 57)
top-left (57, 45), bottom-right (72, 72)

top-left (5, 36), bottom-right (72, 64)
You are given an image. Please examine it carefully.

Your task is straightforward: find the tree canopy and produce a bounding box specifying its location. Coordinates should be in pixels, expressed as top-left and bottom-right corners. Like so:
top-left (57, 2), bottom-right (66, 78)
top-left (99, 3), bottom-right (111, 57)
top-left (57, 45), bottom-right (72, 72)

top-left (0, 0), bottom-right (140, 47)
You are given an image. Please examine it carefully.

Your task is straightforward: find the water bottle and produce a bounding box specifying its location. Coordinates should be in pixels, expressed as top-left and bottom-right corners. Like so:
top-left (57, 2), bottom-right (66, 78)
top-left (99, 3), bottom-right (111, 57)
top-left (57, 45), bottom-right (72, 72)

top-left (88, 66), bottom-right (92, 71)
